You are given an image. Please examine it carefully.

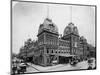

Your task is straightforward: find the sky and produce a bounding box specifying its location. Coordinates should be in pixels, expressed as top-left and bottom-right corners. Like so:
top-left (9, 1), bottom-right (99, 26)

top-left (12, 1), bottom-right (95, 54)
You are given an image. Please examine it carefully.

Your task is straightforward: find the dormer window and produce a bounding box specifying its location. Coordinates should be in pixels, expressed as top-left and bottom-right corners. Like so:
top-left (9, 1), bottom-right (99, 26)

top-left (38, 18), bottom-right (58, 34)
top-left (49, 24), bottom-right (54, 27)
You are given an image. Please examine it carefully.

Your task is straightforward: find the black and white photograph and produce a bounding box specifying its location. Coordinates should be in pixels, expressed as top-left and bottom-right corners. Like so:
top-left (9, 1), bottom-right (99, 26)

top-left (11, 0), bottom-right (96, 74)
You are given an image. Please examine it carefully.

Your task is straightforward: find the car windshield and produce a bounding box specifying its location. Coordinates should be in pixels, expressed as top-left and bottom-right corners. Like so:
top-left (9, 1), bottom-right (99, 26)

top-left (88, 59), bottom-right (93, 63)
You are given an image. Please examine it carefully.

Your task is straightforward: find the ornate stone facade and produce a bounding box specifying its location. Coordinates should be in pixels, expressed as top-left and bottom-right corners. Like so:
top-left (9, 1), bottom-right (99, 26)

top-left (19, 18), bottom-right (95, 66)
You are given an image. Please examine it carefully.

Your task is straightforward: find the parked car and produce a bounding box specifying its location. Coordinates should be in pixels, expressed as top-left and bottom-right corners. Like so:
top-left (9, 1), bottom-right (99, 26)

top-left (70, 58), bottom-right (78, 66)
top-left (87, 58), bottom-right (96, 69)
top-left (12, 63), bottom-right (17, 74)
top-left (52, 60), bottom-right (58, 65)
top-left (17, 62), bottom-right (27, 74)
top-left (70, 60), bottom-right (78, 66)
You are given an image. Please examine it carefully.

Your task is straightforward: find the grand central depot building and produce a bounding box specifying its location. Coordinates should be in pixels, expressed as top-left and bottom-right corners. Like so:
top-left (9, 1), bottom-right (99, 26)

top-left (19, 18), bottom-right (95, 66)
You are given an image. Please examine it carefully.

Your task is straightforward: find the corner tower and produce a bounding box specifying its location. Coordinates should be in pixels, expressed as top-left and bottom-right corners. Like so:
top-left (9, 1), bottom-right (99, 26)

top-left (62, 22), bottom-right (80, 55)
top-left (37, 18), bottom-right (59, 66)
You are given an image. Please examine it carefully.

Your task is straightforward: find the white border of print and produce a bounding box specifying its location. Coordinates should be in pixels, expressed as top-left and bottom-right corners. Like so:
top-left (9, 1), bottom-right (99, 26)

top-left (0, 0), bottom-right (100, 75)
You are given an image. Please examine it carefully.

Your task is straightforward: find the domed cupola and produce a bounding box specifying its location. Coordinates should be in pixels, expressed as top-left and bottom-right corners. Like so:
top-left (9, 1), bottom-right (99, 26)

top-left (80, 36), bottom-right (87, 43)
top-left (63, 22), bottom-right (79, 36)
top-left (38, 18), bottom-right (58, 34)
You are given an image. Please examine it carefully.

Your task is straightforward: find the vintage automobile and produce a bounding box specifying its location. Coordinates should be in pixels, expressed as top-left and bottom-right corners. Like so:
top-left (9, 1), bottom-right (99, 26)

top-left (70, 60), bottom-right (78, 66)
top-left (12, 59), bottom-right (18, 74)
top-left (52, 60), bottom-right (58, 65)
top-left (17, 62), bottom-right (27, 74)
top-left (70, 58), bottom-right (78, 66)
top-left (87, 58), bottom-right (96, 69)
top-left (12, 64), bottom-right (17, 74)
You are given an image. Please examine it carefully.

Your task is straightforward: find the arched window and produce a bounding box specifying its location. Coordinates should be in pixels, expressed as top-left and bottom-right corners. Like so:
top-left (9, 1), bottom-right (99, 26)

top-left (47, 49), bottom-right (49, 53)
top-left (52, 50), bottom-right (53, 53)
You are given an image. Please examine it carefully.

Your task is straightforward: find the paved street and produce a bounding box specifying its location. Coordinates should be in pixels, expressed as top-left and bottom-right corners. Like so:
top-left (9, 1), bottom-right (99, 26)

top-left (25, 60), bottom-right (94, 73)
top-left (26, 66), bottom-right (39, 73)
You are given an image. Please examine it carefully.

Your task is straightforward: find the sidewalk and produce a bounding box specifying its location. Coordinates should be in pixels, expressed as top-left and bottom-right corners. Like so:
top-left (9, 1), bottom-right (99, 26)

top-left (27, 61), bottom-right (90, 72)
top-left (27, 63), bottom-right (66, 72)
top-left (76, 61), bottom-right (88, 69)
